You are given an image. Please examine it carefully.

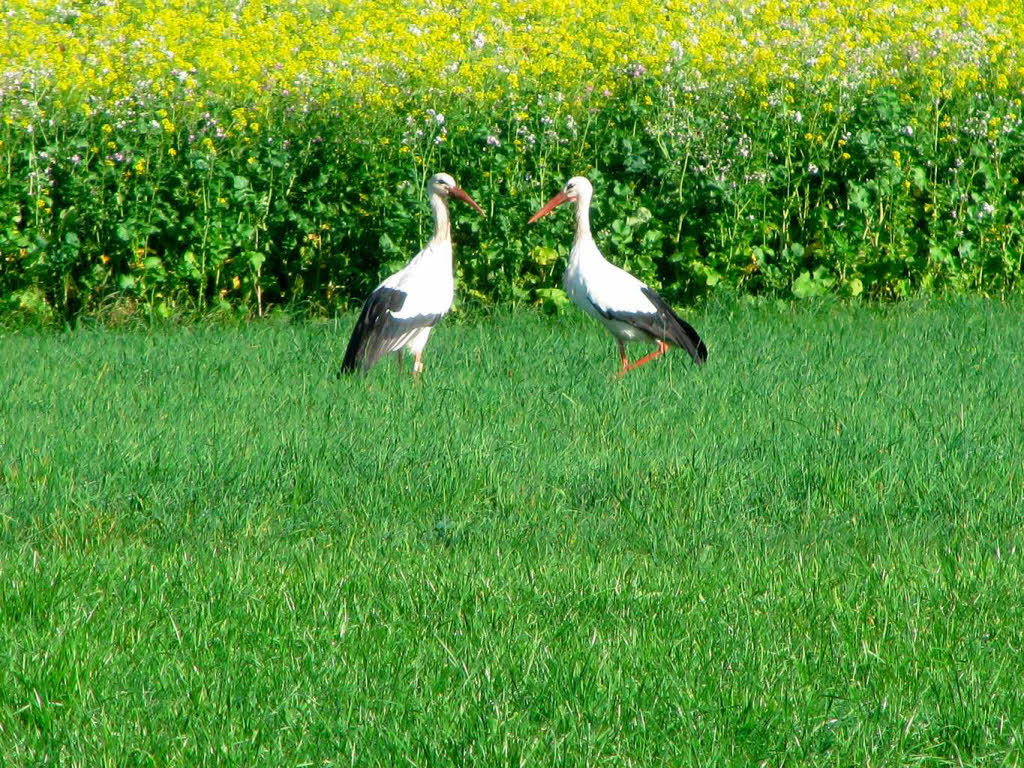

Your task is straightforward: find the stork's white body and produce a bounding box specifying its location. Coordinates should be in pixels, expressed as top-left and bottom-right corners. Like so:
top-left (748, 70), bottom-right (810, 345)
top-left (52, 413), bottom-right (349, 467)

top-left (341, 173), bottom-right (483, 376)
top-left (563, 234), bottom-right (659, 345)
top-left (374, 200), bottom-right (456, 363)
top-left (530, 176), bottom-right (707, 375)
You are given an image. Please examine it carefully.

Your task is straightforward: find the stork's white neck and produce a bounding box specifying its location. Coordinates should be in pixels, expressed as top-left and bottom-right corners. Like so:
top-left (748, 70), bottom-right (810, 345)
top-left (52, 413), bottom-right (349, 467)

top-left (428, 191), bottom-right (451, 246)
top-left (575, 195), bottom-right (593, 241)
top-left (570, 191), bottom-right (599, 262)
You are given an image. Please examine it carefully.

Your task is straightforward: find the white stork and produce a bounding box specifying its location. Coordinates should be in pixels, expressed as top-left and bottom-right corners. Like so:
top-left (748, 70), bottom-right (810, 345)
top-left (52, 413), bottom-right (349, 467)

top-left (529, 176), bottom-right (707, 375)
top-left (341, 172), bottom-right (484, 376)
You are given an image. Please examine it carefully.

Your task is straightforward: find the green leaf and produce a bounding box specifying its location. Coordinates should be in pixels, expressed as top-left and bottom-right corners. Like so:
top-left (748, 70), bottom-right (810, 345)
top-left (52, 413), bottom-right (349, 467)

top-left (641, 230), bottom-right (664, 249)
top-left (792, 271), bottom-right (815, 299)
top-left (690, 262), bottom-right (722, 287)
top-left (910, 166), bottom-right (928, 191)
top-left (811, 266), bottom-right (834, 286)
top-left (848, 184), bottom-right (870, 212)
top-left (626, 206), bottom-right (652, 227)
top-left (531, 246), bottom-right (559, 267)
top-left (533, 287), bottom-right (570, 310)
top-left (929, 244), bottom-right (952, 265)
top-left (793, 266), bottom-right (836, 299)
top-left (183, 251), bottom-right (202, 279)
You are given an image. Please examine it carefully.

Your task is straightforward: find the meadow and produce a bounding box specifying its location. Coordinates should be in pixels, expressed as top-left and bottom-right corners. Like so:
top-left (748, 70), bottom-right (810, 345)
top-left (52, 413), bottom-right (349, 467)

top-left (2, 0), bottom-right (1024, 321)
top-left (2, 298), bottom-right (1024, 765)
top-left (3, 1), bottom-right (1024, 763)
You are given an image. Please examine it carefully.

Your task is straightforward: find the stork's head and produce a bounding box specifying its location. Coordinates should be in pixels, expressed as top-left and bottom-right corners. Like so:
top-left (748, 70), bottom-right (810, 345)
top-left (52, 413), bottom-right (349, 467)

top-left (561, 176), bottom-right (593, 202)
top-left (528, 175), bottom-right (592, 223)
top-left (428, 172), bottom-right (485, 215)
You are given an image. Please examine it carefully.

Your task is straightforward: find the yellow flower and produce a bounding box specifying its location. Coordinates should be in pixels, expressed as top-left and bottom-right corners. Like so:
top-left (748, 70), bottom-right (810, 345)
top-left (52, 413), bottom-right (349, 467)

top-left (0, 0), bottom-right (1021, 151)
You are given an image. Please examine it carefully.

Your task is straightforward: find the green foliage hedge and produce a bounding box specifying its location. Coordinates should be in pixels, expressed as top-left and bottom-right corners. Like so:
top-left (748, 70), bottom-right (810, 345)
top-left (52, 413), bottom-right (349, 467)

top-left (2, 79), bottom-right (1023, 322)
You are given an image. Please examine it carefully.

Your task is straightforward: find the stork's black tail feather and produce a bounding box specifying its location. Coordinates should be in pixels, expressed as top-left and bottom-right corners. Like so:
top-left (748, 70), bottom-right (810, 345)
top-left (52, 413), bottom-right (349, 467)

top-left (640, 287), bottom-right (708, 365)
top-left (340, 287), bottom-right (407, 375)
top-left (340, 314), bottom-right (369, 374)
top-left (666, 313), bottom-right (708, 365)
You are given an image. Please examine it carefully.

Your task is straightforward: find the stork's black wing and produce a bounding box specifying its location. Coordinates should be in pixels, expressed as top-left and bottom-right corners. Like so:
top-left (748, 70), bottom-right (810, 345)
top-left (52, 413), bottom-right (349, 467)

top-left (340, 286), bottom-right (443, 374)
top-left (590, 286), bottom-right (707, 365)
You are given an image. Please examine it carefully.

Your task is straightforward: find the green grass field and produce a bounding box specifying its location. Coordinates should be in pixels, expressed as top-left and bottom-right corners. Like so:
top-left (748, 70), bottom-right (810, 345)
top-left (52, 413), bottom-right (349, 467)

top-left (2, 298), bottom-right (1023, 766)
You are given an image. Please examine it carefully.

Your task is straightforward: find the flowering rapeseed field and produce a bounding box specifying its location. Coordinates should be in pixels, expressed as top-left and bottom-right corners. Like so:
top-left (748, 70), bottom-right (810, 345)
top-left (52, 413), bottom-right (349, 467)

top-left (5, 0), bottom-right (1023, 114)
top-left (2, 0), bottom-right (1023, 319)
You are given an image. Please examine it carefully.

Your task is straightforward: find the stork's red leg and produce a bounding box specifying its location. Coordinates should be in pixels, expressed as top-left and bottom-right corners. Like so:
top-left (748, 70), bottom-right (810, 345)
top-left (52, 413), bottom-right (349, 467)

top-left (616, 340), bottom-right (630, 378)
top-left (412, 352), bottom-right (424, 377)
top-left (397, 350), bottom-right (404, 375)
top-left (622, 340), bottom-right (670, 374)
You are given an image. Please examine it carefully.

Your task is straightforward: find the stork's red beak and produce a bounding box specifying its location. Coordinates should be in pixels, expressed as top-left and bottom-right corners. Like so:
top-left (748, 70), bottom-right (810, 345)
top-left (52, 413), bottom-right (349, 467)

top-left (528, 191), bottom-right (570, 223)
top-left (450, 186), bottom-right (486, 216)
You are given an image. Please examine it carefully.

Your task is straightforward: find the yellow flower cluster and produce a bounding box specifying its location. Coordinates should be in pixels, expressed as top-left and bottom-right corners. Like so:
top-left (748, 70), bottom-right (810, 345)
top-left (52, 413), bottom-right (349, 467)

top-left (1, 0), bottom-right (1021, 119)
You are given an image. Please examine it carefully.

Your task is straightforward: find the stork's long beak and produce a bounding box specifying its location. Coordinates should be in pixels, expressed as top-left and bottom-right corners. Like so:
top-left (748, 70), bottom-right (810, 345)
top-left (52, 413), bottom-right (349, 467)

top-left (528, 191), bottom-right (570, 223)
top-left (450, 186), bottom-right (486, 216)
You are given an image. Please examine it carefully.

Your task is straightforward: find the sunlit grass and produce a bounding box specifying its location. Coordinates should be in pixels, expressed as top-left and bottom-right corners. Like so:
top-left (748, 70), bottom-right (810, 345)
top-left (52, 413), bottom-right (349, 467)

top-left (2, 298), bottom-right (1023, 765)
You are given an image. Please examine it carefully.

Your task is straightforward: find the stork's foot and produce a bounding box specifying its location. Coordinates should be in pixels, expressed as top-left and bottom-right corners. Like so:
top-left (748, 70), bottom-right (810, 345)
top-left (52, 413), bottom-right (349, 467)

top-left (618, 340), bottom-right (670, 376)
